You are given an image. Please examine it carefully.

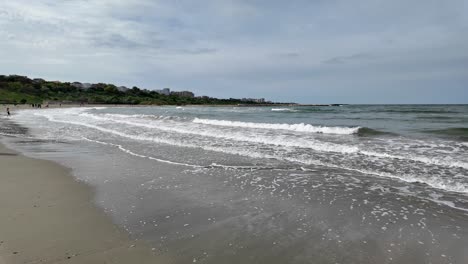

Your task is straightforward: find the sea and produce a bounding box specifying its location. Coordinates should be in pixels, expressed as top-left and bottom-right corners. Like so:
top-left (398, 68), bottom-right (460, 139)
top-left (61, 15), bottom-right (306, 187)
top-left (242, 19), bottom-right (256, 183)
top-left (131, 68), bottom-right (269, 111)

top-left (1, 104), bottom-right (468, 263)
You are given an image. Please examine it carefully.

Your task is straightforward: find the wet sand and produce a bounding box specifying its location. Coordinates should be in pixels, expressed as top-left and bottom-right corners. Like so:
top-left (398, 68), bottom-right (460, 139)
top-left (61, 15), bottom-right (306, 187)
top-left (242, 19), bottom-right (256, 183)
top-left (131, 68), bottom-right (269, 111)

top-left (0, 142), bottom-right (166, 263)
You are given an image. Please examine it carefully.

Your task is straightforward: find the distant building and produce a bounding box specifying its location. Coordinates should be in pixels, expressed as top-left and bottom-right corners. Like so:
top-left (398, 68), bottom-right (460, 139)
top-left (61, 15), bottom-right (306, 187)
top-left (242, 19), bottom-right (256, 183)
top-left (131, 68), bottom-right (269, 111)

top-left (32, 78), bottom-right (46, 84)
top-left (71, 82), bottom-right (83, 88)
top-left (241, 98), bottom-right (266, 103)
top-left (10, 74), bottom-right (28, 79)
top-left (155, 88), bottom-right (171, 96)
top-left (117, 86), bottom-right (129, 92)
top-left (171, 91), bottom-right (194, 98)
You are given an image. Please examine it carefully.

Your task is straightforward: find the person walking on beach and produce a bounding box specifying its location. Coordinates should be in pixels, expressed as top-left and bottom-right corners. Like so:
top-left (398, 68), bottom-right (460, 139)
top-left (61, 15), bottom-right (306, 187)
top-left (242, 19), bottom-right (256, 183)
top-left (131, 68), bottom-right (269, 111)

top-left (6, 107), bottom-right (10, 116)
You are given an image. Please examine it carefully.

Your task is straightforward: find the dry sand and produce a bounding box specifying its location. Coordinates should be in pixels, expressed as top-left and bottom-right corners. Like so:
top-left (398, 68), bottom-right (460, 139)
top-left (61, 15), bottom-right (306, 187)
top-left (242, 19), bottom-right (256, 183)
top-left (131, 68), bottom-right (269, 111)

top-left (0, 142), bottom-right (166, 263)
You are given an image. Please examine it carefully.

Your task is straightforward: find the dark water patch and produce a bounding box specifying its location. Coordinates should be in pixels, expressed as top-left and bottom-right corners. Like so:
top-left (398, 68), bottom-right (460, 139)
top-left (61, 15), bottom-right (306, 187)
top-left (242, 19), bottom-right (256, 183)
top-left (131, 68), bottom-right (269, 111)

top-left (357, 127), bottom-right (394, 137)
top-left (415, 115), bottom-right (459, 120)
top-left (14, 139), bottom-right (70, 144)
top-left (422, 127), bottom-right (468, 141)
top-left (0, 152), bottom-right (18, 156)
top-left (380, 110), bottom-right (460, 114)
top-left (0, 118), bottom-right (29, 136)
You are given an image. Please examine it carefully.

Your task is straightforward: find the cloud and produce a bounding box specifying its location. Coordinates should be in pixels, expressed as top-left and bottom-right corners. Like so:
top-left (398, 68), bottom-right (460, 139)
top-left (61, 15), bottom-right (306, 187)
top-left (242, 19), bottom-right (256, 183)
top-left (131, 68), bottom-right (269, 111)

top-left (176, 48), bottom-right (218, 55)
top-left (0, 0), bottom-right (467, 103)
top-left (90, 33), bottom-right (141, 49)
top-left (322, 53), bottom-right (375, 64)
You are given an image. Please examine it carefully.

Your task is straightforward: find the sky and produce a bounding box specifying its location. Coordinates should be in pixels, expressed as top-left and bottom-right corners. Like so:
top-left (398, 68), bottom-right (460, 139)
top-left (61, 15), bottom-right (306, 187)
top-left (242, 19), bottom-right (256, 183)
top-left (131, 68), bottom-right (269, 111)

top-left (0, 0), bottom-right (467, 104)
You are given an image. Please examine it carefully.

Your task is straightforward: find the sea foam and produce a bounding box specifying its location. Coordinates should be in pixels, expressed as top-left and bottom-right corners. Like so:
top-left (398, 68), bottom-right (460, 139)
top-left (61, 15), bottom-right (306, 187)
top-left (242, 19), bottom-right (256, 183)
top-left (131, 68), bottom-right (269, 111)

top-left (193, 118), bottom-right (360, 135)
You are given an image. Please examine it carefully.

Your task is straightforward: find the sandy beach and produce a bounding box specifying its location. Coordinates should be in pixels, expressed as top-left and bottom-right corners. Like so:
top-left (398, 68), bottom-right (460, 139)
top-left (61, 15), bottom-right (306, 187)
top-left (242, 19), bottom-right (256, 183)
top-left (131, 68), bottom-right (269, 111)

top-left (0, 142), bottom-right (166, 264)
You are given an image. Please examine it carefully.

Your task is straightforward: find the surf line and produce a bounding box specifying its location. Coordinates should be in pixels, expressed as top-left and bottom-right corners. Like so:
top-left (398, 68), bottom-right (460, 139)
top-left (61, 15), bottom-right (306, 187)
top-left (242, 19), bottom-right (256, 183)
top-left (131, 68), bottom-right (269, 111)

top-left (81, 137), bottom-right (286, 171)
top-left (81, 137), bottom-right (204, 168)
top-left (0, 132), bottom-right (37, 140)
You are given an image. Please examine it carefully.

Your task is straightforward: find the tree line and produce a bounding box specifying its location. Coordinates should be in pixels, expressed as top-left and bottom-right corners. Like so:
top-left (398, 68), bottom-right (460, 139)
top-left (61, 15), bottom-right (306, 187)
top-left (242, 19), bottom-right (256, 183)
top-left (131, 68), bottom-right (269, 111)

top-left (0, 75), bottom-right (274, 106)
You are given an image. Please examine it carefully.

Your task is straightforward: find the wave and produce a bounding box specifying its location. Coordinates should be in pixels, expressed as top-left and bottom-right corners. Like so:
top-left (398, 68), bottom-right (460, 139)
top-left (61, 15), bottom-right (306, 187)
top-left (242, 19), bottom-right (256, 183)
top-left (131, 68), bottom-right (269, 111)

top-left (82, 137), bottom-right (288, 171)
top-left (423, 128), bottom-right (468, 141)
top-left (80, 133), bottom-right (468, 194)
top-left (381, 110), bottom-right (459, 114)
top-left (424, 127), bottom-right (468, 136)
top-left (416, 116), bottom-right (458, 120)
top-left (192, 118), bottom-right (360, 135)
top-left (357, 127), bottom-right (393, 137)
top-left (279, 107), bottom-right (339, 113)
top-left (81, 138), bottom-right (468, 195)
top-left (81, 137), bottom-right (203, 168)
top-left (33, 111), bottom-right (468, 170)
top-left (79, 113), bottom-right (468, 170)
top-left (100, 113), bottom-right (187, 121)
top-left (28, 111), bottom-right (468, 195)
top-left (78, 112), bottom-right (364, 154)
top-left (271, 108), bottom-right (298, 112)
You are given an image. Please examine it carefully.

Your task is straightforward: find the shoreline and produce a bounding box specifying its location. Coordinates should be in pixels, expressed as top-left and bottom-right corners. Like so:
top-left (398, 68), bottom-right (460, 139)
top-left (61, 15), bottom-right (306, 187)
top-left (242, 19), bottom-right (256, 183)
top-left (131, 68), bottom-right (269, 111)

top-left (0, 140), bottom-right (166, 263)
top-left (1, 103), bottom-right (344, 110)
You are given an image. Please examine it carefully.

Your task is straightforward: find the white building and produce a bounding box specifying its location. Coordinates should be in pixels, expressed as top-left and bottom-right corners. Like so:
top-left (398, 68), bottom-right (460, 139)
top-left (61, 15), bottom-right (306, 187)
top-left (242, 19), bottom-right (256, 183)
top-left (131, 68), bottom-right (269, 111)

top-left (117, 86), bottom-right (129, 92)
top-left (71, 82), bottom-right (83, 88)
top-left (155, 88), bottom-right (171, 96)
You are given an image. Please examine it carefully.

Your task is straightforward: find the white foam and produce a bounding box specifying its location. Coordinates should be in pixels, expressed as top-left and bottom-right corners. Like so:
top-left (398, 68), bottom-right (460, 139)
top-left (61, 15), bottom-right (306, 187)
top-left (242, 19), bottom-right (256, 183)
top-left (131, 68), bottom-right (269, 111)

top-left (80, 112), bottom-right (468, 170)
top-left (271, 108), bottom-right (298, 112)
top-left (360, 150), bottom-right (468, 170)
top-left (426, 198), bottom-right (468, 213)
top-left (192, 118), bottom-right (360, 135)
top-left (79, 112), bottom-right (362, 154)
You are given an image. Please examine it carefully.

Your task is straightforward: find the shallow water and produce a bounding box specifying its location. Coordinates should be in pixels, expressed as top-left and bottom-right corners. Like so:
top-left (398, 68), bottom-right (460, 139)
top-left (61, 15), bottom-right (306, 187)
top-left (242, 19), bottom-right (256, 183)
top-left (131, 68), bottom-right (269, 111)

top-left (2, 104), bottom-right (468, 263)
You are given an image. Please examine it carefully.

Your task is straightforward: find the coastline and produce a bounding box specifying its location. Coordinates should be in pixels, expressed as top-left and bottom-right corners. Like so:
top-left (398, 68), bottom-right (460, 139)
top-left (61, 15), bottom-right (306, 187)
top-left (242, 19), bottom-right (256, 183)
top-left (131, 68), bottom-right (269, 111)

top-left (1, 103), bottom-right (342, 112)
top-left (0, 141), bottom-right (166, 263)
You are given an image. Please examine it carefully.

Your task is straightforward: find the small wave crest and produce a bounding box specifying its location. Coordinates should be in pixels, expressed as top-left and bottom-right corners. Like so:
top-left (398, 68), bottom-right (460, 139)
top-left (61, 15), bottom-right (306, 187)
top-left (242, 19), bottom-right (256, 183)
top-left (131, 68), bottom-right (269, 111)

top-left (357, 127), bottom-right (392, 137)
top-left (423, 127), bottom-right (468, 141)
top-left (98, 113), bottom-right (186, 121)
top-left (271, 108), bottom-right (298, 112)
top-left (192, 118), bottom-right (360, 135)
top-left (381, 109), bottom-right (460, 114)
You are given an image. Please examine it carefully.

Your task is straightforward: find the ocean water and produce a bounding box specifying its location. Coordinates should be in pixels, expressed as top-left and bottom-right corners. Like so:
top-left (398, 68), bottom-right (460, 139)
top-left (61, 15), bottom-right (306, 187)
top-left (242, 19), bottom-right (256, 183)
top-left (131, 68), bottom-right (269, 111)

top-left (2, 104), bottom-right (468, 263)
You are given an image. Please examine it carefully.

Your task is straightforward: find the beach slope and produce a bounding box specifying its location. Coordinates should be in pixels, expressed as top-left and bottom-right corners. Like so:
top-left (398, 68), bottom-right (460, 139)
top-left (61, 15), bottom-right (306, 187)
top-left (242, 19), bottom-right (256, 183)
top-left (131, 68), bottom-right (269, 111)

top-left (0, 142), bottom-right (164, 264)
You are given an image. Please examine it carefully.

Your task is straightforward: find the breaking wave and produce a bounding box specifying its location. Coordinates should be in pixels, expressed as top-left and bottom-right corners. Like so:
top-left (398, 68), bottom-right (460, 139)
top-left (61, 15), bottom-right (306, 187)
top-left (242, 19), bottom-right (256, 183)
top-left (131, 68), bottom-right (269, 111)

top-left (271, 108), bottom-right (299, 112)
top-left (192, 118), bottom-right (361, 135)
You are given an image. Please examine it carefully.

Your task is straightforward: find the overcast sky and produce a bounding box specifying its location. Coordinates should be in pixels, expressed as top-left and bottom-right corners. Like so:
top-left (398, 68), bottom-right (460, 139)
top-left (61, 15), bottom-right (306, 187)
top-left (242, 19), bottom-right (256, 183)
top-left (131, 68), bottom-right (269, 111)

top-left (1, 0), bottom-right (467, 103)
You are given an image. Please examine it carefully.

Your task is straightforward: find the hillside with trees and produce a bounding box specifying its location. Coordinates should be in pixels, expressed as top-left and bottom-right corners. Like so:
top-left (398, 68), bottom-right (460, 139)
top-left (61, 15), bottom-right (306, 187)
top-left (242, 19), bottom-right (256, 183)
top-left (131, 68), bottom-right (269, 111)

top-left (0, 75), bottom-right (280, 106)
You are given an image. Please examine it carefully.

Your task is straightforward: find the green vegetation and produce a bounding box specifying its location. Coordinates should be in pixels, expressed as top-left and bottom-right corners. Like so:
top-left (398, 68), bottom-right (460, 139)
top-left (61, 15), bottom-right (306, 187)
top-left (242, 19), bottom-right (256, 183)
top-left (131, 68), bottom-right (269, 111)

top-left (0, 75), bottom-right (276, 105)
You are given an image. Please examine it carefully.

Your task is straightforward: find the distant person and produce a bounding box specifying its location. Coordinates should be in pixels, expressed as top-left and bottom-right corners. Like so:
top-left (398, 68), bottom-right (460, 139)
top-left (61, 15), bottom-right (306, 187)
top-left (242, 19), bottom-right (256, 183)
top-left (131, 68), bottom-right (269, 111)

top-left (6, 107), bottom-right (10, 116)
